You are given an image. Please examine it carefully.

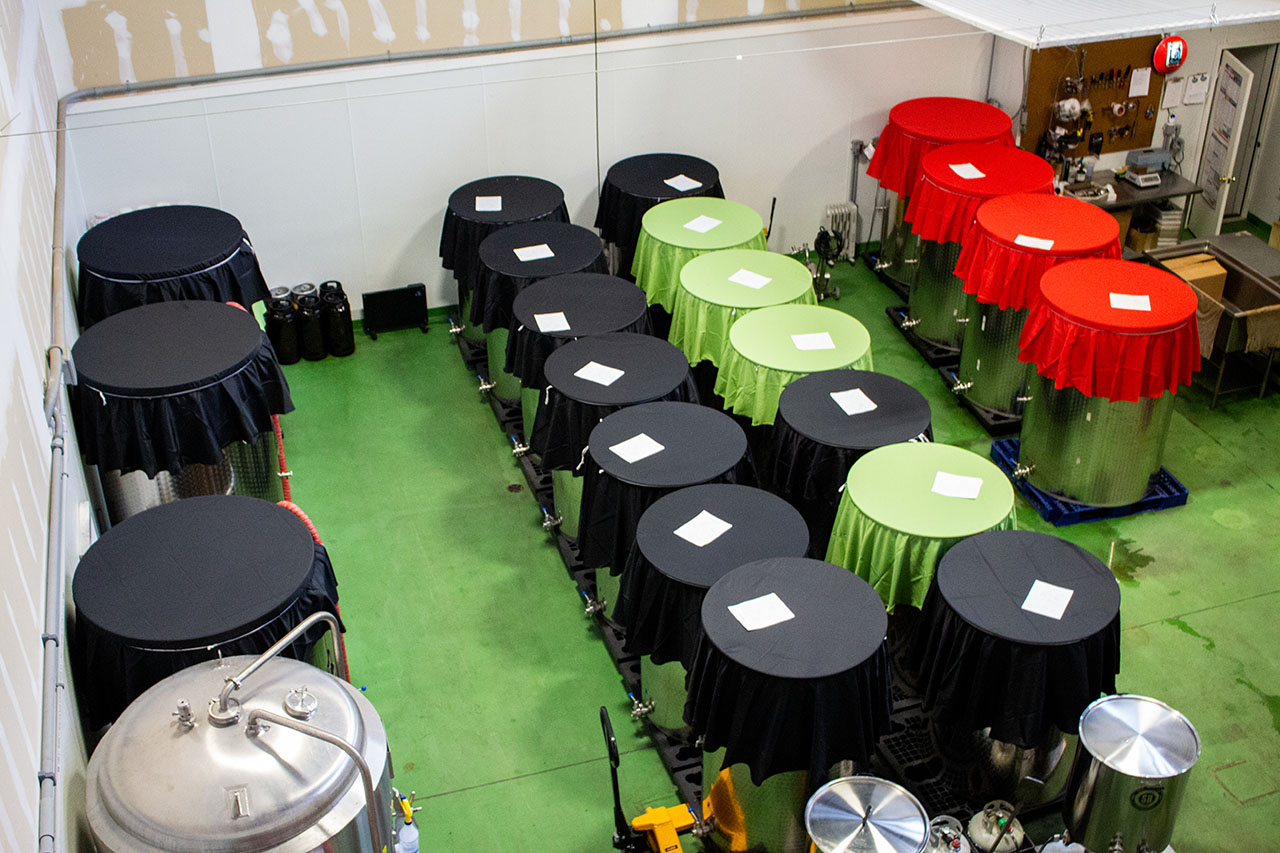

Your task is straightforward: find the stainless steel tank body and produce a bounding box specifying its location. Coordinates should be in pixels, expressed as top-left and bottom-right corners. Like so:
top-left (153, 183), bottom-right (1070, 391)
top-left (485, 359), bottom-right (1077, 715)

top-left (908, 241), bottom-right (966, 349)
top-left (879, 194), bottom-right (922, 288)
top-left (956, 299), bottom-right (1032, 417)
top-left (702, 752), bottom-right (813, 853)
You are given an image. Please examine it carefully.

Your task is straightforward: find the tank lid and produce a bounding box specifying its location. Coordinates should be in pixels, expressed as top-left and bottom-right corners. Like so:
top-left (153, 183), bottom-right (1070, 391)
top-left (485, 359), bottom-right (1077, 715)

top-left (86, 655), bottom-right (383, 852)
top-left (805, 775), bottom-right (929, 853)
top-left (1078, 694), bottom-right (1201, 778)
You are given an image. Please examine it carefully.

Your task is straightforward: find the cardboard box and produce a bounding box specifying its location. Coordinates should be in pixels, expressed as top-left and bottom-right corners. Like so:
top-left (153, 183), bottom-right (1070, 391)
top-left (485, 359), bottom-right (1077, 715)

top-left (1125, 227), bottom-right (1159, 252)
top-left (1110, 209), bottom-right (1134, 240)
top-left (1173, 258), bottom-right (1227, 303)
top-left (1163, 252), bottom-right (1216, 271)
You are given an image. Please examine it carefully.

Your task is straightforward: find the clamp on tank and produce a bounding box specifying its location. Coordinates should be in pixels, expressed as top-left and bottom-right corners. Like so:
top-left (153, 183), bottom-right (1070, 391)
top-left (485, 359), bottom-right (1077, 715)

top-left (209, 611), bottom-right (345, 727)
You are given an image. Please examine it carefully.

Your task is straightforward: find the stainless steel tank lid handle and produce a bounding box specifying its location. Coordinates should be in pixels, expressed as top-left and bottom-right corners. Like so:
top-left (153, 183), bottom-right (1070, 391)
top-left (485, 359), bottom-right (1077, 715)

top-left (213, 611), bottom-right (345, 720)
top-left (244, 708), bottom-right (382, 853)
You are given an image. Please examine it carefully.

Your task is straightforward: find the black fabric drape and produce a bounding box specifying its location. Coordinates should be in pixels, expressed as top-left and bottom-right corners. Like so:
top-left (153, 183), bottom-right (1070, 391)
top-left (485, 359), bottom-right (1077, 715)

top-left (684, 558), bottom-right (891, 787)
top-left (505, 274), bottom-right (651, 390)
top-left (71, 301), bottom-right (293, 478)
top-left (594, 154), bottom-right (722, 279)
top-left (76, 206), bottom-right (270, 327)
top-left (71, 497), bottom-right (342, 729)
top-left (439, 175), bottom-right (568, 305)
top-left (910, 530), bottom-right (1121, 747)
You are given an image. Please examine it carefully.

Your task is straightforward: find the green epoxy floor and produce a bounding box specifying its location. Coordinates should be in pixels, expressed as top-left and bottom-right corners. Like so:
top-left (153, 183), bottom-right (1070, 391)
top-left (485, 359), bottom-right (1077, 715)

top-left (279, 257), bottom-right (1280, 850)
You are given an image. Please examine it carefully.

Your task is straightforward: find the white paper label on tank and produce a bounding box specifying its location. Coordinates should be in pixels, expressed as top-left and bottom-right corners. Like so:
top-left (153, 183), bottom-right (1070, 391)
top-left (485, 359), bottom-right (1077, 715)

top-left (575, 361), bottom-right (625, 386)
top-left (792, 332), bottom-right (835, 350)
top-left (728, 592), bottom-right (796, 631)
top-left (673, 510), bottom-right (733, 547)
top-left (1014, 234), bottom-right (1056, 250)
top-left (728, 268), bottom-right (772, 289)
top-left (534, 311), bottom-right (571, 333)
top-left (610, 432), bottom-right (664, 462)
top-left (1109, 292), bottom-right (1152, 311)
top-left (949, 162), bottom-right (986, 180)
top-left (514, 243), bottom-right (555, 262)
top-left (684, 215), bottom-right (722, 233)
top-left (475, 195), bottom-right (502, 212)
top-left (931, 471), bottom-right (982, 499)
top-left (1021, 579), bottom-right (1074, 620)
top-left (665, 174), bottom-right (703, 192)
top-left (830, 388), bottom-right (877, 415)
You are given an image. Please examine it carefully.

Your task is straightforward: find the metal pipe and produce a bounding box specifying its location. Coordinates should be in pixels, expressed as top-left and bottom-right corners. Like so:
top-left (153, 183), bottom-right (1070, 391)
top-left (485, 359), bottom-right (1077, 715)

top-left (217, 611), bottom-right (344, 713)
top-left (245, 709), bottom-right (384, 853)
top-left (37, 383), bottom-right (68, 853)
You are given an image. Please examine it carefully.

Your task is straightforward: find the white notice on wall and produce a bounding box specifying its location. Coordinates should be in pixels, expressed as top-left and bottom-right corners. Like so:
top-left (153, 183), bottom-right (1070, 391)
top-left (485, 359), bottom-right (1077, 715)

top-left (1014, 234), bottom-right (1056, 251)
top-left (514, 243), bottom-right (555, 262)
top-left (683, 215), bottom-right (722, 233)
top-left (609, 432), bottom-right (664, 463)
top-left (931, 471), bottom-right (983, 499)
top-left (1128, 67), bottom-right (1152, 98)
top-left (475, 195), bottom-right (502, 212)
top-left (664, 173), bottom-right (703, 192)
top-left (1109, 292), bottom-right (1152, 312)
top-left (830, 388), bottom-right (877, 416)
top-left (1183, 73), bottom-right (1211, 105)
top-left (1021, 579), bottom-right (1075, 620)
top-left (728, 268), bottom-right (772, 290)
top-left (574, 361), bottom-right (625, 386)
top-left (1161, 76), bottom-right (1186, 110)
top-left (728, 593), bottom-right (796, 631)
top-left (673, 510), bottom-right (733, 547)
top-left (792, 332), bottom-right (835, 351)
top-left (534, 311), bottom-right (571, 333)
top-left (949, 162), bottom-right (986, 180)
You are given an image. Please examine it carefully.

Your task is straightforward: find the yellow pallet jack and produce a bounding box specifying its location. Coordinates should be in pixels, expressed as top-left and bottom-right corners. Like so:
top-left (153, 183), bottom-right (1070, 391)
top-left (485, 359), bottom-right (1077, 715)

top-left (602, 706), bottom-right (709, 853)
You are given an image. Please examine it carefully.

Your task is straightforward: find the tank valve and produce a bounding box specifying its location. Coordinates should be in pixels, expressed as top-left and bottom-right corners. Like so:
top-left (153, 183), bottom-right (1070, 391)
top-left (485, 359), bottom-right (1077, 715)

top-left (581, 590), bottom-right (606, 617)
top-left (447, 318), bottom-right (465, 336)
top-left (951, 379), bottom-right (973, 395)
top-left (172, 699), bottom-right (196, 730)
top-left (900, 315), bottom-right (921, 329)
top-left (691, 814), bottom-right (716, 837)
top-left (873, 256), bottom-right (891, 271)
top-left (477, 375), bottom-right (496, 395)
top-left (627, 691), bottom-right (654, 720)
top-left (541, 507), bottom-right (562, 531)
top-left (1011, 463), bottom-right (1035, 479)
top-left (511, 437), bottom-right (530, 457)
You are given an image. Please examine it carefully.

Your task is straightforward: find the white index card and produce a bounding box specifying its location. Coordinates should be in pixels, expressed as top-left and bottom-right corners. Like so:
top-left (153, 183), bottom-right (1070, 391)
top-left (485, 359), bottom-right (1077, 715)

top-left (534, 311), bottom-right (571, 333)
top-left (683, 215), bottom-right (722, 233)
top-left (728, 593), bottom-right (796, 631)
top-left (949, 162), bottom-right (986, 180)
top-left (1161, 76), bottom-right (1186, 110)
top-left (1109, 292), bottom-right (1152, 312)
top-left (792, 332), bottom-right (835, 351)
top-left (728, 268), bottom-right (772, 290)
top-left (673, 510), bottom-right (733, 547)
top-left (931, 471), bottom-right (983, 500)
top-left (830, 388), bottom-right (878, 416)
top-left (609, 432), bottom-right (664, 463)
top-left (574, 361), bottom-right (625, 386)
top-left (474, 195), bottom-right (502, 212)
top-left (1128, 67), bottom-right (1152, 98)
top-left (1014, 234), bottom-right (1056, 251)
top-left (513, 243), bottom-right (555, 262)
top-left (1021, 579), bottom-right (1075, 621)
top-left (664, 173), bottom-right (703, 192)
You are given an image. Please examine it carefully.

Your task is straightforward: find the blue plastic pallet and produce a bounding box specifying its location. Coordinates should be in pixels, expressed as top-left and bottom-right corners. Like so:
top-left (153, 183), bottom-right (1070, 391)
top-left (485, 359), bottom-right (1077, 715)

top-left (990, 438), bottom-right (1188, 527)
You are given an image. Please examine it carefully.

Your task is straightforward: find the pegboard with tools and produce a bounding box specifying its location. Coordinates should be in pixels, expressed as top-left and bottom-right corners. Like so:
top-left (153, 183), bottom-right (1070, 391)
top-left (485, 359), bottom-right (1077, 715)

top-left (1025, 36), bottom-right (1167, 166)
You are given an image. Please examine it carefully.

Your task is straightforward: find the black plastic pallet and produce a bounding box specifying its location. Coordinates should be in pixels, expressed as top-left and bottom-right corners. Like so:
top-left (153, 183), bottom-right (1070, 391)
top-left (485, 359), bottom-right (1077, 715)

top-left (556, 533), bottom-right (585, 575)
top-left (448, 320), bottom-right (486, 369)
top-left (860, 250), bottom-right (911, 300)
top-left (483, 386), bottom-right (522, 436)
top-left (990, 438), bottom-right (1189, 527)
top-left (875, 708), bottom-right (978, 817)
top-left (513, 447), bottom-right (554, 507)
top-left (885, 306), bottom-right (960, 368)
top-left (937, 367), bottom-right (1023, 436)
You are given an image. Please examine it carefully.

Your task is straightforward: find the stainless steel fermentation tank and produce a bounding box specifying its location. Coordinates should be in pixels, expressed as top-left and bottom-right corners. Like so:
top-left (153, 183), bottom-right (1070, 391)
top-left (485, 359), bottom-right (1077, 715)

top-left (1063, 695), bottom-right (1200, 853)
top-left (98, 430), bottom-right (284, 524)
top-left (907, 241), bottom-right (966, 350)
top-left (955, 300), bottom-right (1031, 417)
top-left (1018, 374), bottom-right (1176, 507)
top-left (85, 613), bottom-right (394, 853)
top-left (879, 194), bottom-right (922, 289)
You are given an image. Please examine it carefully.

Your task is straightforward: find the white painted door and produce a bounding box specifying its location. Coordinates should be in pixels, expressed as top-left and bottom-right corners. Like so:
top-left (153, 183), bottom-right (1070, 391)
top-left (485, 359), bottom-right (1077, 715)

top-left (1188, 50), bottom-right (1255, 237)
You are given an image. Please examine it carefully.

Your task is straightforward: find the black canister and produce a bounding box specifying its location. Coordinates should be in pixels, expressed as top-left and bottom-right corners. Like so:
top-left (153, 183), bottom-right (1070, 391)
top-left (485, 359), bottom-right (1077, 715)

top-left (319, 280), bottom-right (356, 357)
top-left (264, 297), bottom-right (300, 365)
top-left (296, 293), bottom-right (327, 361)
top-left (290, 281), bottom-right (318, 306)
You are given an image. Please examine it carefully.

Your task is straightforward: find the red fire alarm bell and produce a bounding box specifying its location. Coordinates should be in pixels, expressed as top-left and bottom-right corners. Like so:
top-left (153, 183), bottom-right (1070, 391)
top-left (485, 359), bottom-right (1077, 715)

top-left (1154, 36), bottom-right (1187, 74)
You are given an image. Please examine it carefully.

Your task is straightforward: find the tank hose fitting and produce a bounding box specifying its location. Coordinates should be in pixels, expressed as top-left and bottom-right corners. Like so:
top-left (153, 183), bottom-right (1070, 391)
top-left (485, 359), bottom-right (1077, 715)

top-left (951, 379), bottom-right (973, 395)
top-left (540, 507), bottom-right (561, 531)
top-left (627, 691), bottom-right (654, 720)
top-left (477, 375), bottom-right (496, 395)
top-left (510, 435), bottom-right (530, 457)
top-left (447, 318), bottom-right (464, 336)
top-left (581, 589), bottom-right (605, 617)
top-left (900, 315), bottom-right (921, 329)
top-left (1011, 463), bottom-right (1035, 479)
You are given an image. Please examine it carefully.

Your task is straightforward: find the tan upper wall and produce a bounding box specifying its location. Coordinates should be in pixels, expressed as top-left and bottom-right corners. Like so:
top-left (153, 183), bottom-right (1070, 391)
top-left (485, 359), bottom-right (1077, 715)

top-left (58, 0), bottom-right (892, 89)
